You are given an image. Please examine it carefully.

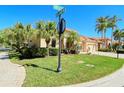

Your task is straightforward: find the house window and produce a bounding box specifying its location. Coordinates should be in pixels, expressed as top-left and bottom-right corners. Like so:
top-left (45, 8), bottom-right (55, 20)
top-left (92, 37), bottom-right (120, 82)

top-left (52, 38), bottom-right (56, 47)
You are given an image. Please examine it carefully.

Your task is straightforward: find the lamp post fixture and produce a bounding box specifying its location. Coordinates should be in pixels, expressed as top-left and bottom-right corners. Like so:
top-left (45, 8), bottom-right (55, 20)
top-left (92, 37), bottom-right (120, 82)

top-left (53, 5), bottom-right (66, 72)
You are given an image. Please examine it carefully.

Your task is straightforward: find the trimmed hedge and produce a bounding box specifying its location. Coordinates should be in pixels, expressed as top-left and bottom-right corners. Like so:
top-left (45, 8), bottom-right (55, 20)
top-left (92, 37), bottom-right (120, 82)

top-left (98, 48), bottom-right (112, 52)
top-left (37, 48), bottom-right (48, 57)
top-left (116, 50), bottom-right (124, 54)
top-left (62, 48), bottom-right (80, 54)
top-left (49, 48), bottom-right (58, 56)
top-left (10, 47), bottom-right (48, 59)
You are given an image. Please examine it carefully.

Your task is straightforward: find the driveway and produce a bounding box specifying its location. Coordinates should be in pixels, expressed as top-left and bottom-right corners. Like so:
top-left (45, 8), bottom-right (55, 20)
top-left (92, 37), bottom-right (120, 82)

top-left (0, 52), bottom-right (25, 87)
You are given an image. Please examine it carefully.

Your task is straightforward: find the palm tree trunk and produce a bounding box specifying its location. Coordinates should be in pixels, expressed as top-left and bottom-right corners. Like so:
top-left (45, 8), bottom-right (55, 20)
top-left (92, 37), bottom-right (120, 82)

top-left (119, 36), bottom-right (121, 46)
top-left (111, 28), bottom-right (114, 50)
top-left (46, 43), bottom-right (49, 56)
top-left (102, 30), bottom-right (106, 48)
top-left (101, 31), bottom-right (104, 48)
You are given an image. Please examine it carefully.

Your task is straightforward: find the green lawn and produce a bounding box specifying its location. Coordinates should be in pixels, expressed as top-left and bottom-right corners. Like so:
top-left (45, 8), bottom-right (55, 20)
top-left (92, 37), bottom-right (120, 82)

top-left (10, 54), bottom-right (124, 87)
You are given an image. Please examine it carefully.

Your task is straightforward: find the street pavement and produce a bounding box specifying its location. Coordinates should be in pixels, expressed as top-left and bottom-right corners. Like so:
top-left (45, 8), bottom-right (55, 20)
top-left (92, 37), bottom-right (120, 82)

top-left (0, 52), bottom-right (25, 87)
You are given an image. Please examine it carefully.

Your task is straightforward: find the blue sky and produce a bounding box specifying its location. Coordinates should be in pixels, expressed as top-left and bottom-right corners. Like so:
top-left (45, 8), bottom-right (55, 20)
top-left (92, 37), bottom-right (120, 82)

top-left (0, 5), bottom-right (124, 38)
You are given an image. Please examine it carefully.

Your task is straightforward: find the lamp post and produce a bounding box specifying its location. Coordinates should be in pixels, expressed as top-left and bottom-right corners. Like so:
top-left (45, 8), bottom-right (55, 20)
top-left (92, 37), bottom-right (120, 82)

top-left (53, 5), bottom-right (66, 72)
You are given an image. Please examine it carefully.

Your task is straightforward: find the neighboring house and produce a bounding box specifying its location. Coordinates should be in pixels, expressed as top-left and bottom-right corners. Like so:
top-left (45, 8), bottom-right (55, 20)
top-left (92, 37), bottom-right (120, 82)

top-left (79, 36), bottom-right (111, 53)
top-left (79, 36), bottom-right (98, 52)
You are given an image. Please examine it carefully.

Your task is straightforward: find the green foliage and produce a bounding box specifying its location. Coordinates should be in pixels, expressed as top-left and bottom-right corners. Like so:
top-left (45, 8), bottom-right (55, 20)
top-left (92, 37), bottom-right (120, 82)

top-left (20, 47), bottom-right (48, 58)
top-left (98, 48), bottom-right (112, 52)
top-left (122, 45), bottom-right (124, 49)
top-left (9, 46), bottom-right (48, 59)
top-left (96, 16), bottom-right (109, 38)
top-left (62, 48), bottom-right (80, 54)
top-left (9, 50), bottom-right (21, 59)
top-left (112, 43), bottom-right (120, 51)
top-left (49, 48), bottom-right (58, 56)
top-left (116, 49), bottom-right (124, 54)
top-left (2, 20), bottom-right (80, 59)
top-left (36, 21), bottom-right (57, 48)
top-left (66, 30), bottom-right (80, 51)
top-left (37, 48), bottom-right (48, 57)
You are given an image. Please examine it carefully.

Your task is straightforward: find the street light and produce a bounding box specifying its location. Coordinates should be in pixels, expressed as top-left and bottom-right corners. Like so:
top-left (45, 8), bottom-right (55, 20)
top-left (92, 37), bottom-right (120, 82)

top-left (53, 5), bottom-right (66, 72)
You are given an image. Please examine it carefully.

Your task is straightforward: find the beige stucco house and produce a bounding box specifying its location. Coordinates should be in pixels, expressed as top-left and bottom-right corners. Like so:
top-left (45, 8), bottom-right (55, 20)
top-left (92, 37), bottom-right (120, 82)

top-left (30, 29), bottom-right (111, 53)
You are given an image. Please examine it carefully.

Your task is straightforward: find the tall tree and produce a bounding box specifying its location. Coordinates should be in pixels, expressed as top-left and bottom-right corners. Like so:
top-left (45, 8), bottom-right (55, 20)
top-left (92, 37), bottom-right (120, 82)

top-left (113, 28), bottom-right (124, 46)
top-left (66, 30), bottom-right (79, 50)
top-left (108, 16), bottom-right (121, 49)
top-left (36, 21), bottom-right (46, 47)
top-left (45, 21), bottom-right (56, 48)
top-left (95, 16), bottom-right (109, 48)
top-left (0, 31), bottom-right (5, 47)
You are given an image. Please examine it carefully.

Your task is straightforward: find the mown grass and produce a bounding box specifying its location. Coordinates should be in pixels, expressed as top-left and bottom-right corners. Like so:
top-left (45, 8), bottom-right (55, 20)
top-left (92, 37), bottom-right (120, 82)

top-left (10, 54), bottom-right (124, 87)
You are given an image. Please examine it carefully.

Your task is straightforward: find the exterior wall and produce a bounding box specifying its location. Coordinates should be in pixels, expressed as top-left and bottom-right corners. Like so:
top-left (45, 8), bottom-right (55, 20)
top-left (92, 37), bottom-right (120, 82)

top-left (30, 38), bottom-right (40, 48)
top-left (82, 42), bottom-right (86, 52)
top-left (80, 38), bottom-right (98, 53)
top-left (39, 38), bottom-right (60, 48)
top-left (64, 38), bottom-right (66, 48)
top-left (86, 42), bottom-right (97, 52)
top-left (40, 39), bottom-right (46, 47)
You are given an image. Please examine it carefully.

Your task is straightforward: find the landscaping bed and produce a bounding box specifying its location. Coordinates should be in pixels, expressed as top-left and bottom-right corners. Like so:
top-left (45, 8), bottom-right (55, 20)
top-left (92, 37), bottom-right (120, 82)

top-left (10, 54), bottom-right (124, 87)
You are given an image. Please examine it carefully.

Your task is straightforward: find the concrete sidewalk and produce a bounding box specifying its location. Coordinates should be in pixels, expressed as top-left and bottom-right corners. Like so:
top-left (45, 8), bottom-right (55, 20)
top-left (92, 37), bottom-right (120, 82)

top-left (92, 51), bottom-right (124, 59)
top-left (0, 52), bottom-right (25, 87)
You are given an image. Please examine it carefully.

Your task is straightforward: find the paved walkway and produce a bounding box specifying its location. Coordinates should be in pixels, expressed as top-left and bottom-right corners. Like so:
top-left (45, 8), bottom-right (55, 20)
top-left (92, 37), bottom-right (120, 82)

top-left (0, 52), bottom-right (25, 87)
top-left (68, 65), bottom-right (124, 87)
top-left (92, 51), bottom-right (124, 59)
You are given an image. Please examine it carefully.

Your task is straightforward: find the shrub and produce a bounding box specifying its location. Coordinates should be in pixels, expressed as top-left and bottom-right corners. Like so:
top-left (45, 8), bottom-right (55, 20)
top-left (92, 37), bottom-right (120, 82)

top-left (116, 49), bottom-right (124, 54)
top-left (20, 47), bottom-right (48, 58)
top-left (122, 45), bottom-right (124, 49)
top-left (49, 48), bottom-right (58, 56)
top-left (62, 48), bottom-right (69, 54)
top-left (37, 48), bottom-right (48, 57)
top-left (98, 48), bottom-right (111, 52)
top-left (70, 50), bottom-right (76, 54)
top-left (62, 48), bottom-right (80, 54)
top-left (70, 49), bottom-right (80, 54)
top-left (112, 43), bottom-right (120, 51)
top-left (21, 47), bottom-right (32, 58)
top-left (9, 50), bottom-right (21, 59)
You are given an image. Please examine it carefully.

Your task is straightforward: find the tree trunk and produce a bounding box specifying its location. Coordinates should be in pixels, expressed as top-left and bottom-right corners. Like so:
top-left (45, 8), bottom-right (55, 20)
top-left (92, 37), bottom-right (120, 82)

top-left (102, 30), bottom-right (106, 48)
top-left (119, 37), bottom-right (121, 46)
top-left (101, 31), bottom-right (104, 48)
top-left (46, 42), bottom-right (49, 56)
top-left (111, 27), bottom-right (114, 50)
top-left (46, 43), bottom-right (49, 48)
top-left (104, 30), bottom-right (106, 48)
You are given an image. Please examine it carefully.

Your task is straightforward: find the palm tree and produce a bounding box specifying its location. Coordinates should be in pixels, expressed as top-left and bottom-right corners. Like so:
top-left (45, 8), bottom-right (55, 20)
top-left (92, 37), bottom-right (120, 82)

top-left (45, 21), bottom-right (56, 48)
top-left (108, 16), bottom-right (121, 49)
top-left (113, 29), bottom-right (124, 45)
top-left (96, 16), bottom-right (109, 48)
top-left (24, 24), bottom-right (36, 47)
top-left (36, 21), bottom-right (46, 47)
top-left (121, 32), bottom-right (124, 44)
top-left (0, 31), bottom-right (5, 47)
top-left (66, 30), bottom-right (79, 51)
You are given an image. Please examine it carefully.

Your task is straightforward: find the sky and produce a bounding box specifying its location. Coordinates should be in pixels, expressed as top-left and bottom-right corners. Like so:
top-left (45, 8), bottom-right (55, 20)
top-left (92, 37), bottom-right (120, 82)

top-left (0, 5), bottom-right (124, 38)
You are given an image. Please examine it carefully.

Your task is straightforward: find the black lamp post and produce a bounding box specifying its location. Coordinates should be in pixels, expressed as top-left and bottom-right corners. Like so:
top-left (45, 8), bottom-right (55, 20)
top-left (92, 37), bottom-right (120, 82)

top-left (57, 17), bottom-right (66, 72)
top-left (55, 6), bottom-right (66, 72)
